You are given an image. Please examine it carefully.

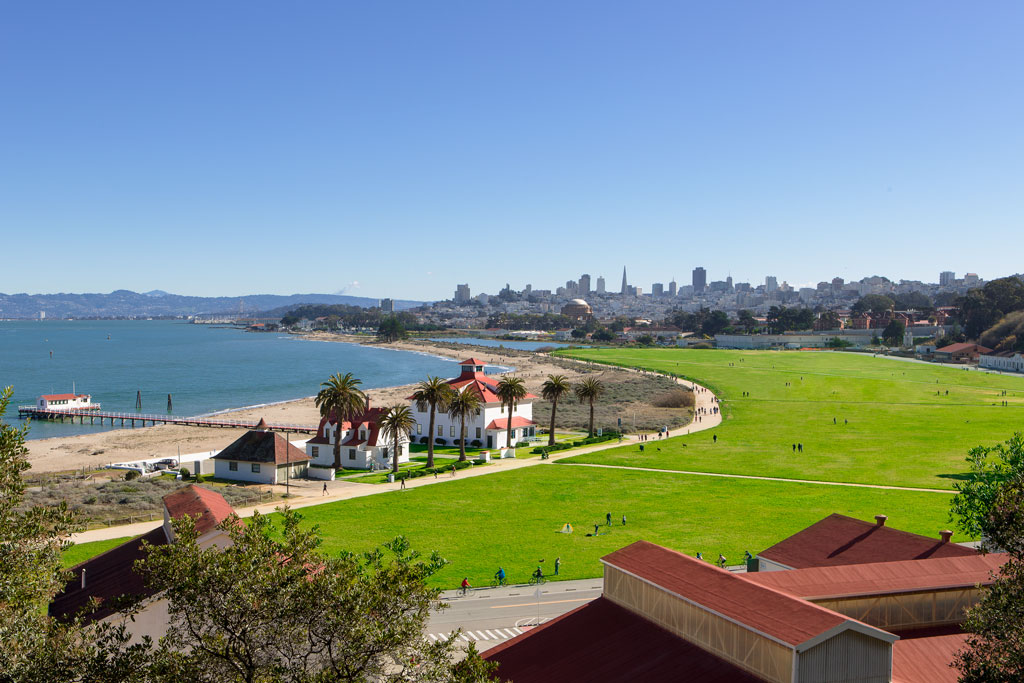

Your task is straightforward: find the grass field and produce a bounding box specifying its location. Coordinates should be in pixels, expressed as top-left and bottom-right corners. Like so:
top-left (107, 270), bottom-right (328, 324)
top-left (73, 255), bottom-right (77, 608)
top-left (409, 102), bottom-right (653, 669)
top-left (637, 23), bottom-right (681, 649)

top-left (263, 465), bottom-right (954, 588)
top-left (62, 535), bottom-right (133, 567)
top-left (554, 349), bottom-right (1024, 489)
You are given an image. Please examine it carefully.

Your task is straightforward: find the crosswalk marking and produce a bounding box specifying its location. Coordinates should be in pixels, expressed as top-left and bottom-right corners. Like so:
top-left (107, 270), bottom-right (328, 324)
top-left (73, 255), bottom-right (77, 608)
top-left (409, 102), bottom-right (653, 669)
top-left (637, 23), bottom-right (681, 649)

top-left (427, 626), bottom-right (525, 647)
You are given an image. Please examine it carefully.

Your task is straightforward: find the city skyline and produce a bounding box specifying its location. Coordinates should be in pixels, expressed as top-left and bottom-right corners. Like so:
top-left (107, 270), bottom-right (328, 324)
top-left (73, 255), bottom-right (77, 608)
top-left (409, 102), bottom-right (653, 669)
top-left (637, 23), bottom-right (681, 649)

top-left (3, 3), bottom-right (1023, 299)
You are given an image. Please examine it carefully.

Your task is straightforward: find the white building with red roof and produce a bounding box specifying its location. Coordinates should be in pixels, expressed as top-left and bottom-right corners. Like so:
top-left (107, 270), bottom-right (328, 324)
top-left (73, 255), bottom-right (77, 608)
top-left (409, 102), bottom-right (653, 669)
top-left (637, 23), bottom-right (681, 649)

top-left (304, 400), bottom-right (410, 471)
top-left (409, 358), bottom-right (538, 451)
top-left (36, 392), bottom-right (98, 410)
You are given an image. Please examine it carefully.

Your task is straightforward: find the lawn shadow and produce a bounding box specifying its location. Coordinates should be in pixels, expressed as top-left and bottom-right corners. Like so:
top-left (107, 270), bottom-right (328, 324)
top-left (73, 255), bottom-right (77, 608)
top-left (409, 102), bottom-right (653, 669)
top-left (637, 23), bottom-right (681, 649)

top-left (936, 472), bottom-right (973, 482)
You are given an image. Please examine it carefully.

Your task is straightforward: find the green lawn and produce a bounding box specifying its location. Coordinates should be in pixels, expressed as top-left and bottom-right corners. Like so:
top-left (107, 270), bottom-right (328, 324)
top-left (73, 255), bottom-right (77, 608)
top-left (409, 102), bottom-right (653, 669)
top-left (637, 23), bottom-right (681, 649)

top-left (62, 535), bottom-right (134, 567)
top-left (554, 349), bottom-right (1024, 489)
top-left (266, 465), bottom-right (957, 588)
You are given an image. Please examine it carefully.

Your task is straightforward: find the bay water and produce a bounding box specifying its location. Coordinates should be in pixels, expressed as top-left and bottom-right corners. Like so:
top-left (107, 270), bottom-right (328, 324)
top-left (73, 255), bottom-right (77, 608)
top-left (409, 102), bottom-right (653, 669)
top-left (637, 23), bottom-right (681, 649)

top-left (0, 320), bottom-right (464, 440)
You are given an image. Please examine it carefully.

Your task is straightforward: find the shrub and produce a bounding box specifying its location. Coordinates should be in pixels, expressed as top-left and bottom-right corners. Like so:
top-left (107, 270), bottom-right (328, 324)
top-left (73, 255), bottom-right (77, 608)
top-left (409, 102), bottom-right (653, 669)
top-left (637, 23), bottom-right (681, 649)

top-left (652, 389), bottom-right (695, 408)
top-left (419, 436), bottom-right (429, 445)
top-left (471, 439), bottom-right (482, 447)
top-left (515, 441), bottom-right (530, 448)
top-left (690, 342), bottom-right (713, 349)
top-left (83, 495), bottom-right (97, 505)
top-left (454, 461), bottom-right (471, 470)
top-left (124, 469), bottom-right (140, 481)
top-left (179, 467), bottom-right (190, 479)
top-left (435, 439), bottom-right (447, 446)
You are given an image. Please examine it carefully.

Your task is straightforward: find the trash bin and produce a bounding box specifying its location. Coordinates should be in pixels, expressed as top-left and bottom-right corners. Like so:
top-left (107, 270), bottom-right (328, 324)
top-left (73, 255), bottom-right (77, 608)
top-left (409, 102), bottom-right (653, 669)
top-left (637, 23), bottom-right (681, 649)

top-left (387, 473), bottom-right (395, 483)
top-left (746, 556), bottom-right (759, 572)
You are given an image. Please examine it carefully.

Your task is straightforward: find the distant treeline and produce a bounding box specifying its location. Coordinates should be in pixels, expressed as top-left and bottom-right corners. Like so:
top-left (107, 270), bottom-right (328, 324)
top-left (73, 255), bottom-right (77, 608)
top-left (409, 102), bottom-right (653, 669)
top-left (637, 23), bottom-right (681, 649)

top-left (963, 276), bottom-right (1024, 352)
top-left (281, 304), bottom-right (443, 331)
top-left (486, 312), bottom-right (575, 331)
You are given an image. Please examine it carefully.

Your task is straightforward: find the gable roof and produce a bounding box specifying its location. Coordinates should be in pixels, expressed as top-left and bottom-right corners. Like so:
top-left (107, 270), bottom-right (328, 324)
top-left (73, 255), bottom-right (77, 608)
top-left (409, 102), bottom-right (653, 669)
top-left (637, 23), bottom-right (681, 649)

top-left (49, 526), bottom-right (169, 622)
top-left (485, 416), bottom-right (538, 430)
top-left (936, 342), bottom-right (991, 353)
top-left (757, 513), bottom-right (977, 569)
top-left (458, 357), bottom-right (489, 365)
top-left (162, 485), bottom-right (235, 536)
top-left (484, 597), bottom-right (762, 682)
top-left (212, 430), bottom-right (310, 465)
top-left (743, 553), bottom-right (1007, 601)
top-left (41, 393), bottom-right (86, 400)
top-left (602, 541), bottom-right (894, 650)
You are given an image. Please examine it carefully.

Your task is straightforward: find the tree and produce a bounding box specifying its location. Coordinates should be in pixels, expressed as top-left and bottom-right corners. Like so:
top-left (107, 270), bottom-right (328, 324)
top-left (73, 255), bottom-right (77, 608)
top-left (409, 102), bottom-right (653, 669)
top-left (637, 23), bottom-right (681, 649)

top-left (141, 509), bottom-right (498, 682)
top-left (379, 404), bottom-right (415, 475)
top-left (495, 376), bottom-right (528, 453)
top-left (592, 328), bottom-right (615, 342)
top-left (377, 315), bottom-right (408, 342)
top-left (700, 310), bottom-right (731, 337)
top-left (882, 319), bottom-right (906, 347)
top-left (852, 294), bottom-right (895, 316)
top-left (314, 373), bottom-right (367, 469)
top-left (950, 434), bottom-right (1024, 682)
top-left (447, 388), bottom-right (482, 462)
top-left (412, 377), bottom-right (454, 469)
top-left (570, 328), bottom-right (587, 339)
top-left (541, 375), bottom-right (571, 447)
top-left (636, 334), bottom-right (655, 346)
top-left (817, 310), bottom-right (841, 330)
top-left (574, 376), bottom-right (605, 437)
top-left (737, 309), bottom-right (759, 333)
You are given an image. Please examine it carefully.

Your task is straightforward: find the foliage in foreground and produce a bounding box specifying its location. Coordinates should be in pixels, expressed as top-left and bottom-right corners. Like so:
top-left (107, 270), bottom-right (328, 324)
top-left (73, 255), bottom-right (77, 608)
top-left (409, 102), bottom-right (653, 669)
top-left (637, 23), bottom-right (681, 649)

top-left (952, 434), bottom-right (1024, 682)
top-left (142, 510), bottom-right (497, 682)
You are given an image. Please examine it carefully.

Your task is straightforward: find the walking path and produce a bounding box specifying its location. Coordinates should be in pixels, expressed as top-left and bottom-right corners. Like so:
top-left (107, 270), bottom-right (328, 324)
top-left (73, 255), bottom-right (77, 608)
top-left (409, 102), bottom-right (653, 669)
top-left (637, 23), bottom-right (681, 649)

top-left (69, 363), bottom-right (722, 544)
top-left (557, 462), bottom-right (955, 494)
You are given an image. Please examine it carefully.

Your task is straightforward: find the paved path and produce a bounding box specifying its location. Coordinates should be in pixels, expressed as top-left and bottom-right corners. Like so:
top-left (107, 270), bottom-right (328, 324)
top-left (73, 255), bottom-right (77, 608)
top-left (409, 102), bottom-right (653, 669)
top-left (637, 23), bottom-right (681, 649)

top-left (71, 360), bottom-right (722, 544)
top-left (558, 462), bottom-right (955, 494)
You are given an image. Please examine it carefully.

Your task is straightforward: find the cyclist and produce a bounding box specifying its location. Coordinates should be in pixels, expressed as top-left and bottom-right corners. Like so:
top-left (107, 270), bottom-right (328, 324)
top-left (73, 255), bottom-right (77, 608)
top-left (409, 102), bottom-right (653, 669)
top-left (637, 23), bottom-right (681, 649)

top-left (495, 567), bottom-right (507, 585)
top-left (532, 566), bottom-right (544, 582)
top-left (460, 577), bottom-right (472, 593)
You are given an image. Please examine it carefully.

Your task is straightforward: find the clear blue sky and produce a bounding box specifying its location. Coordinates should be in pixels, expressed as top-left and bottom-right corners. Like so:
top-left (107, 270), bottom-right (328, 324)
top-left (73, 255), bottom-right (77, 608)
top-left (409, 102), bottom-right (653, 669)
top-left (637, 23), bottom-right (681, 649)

top-left (2, 2), bottom-right (1021, 300)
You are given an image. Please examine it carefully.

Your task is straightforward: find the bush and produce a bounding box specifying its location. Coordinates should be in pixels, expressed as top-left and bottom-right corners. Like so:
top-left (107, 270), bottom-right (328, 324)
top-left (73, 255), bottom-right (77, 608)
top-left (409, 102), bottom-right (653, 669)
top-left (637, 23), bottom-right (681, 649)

top-left (515, 441), bottom-right (530, 448)
top-left (652, 389), bottom-right (695, 409)
top-left (690, 342), bottom-right (713, 349)
top-left (471, 439), bottom-right (482, 448)
top-left (454, 461), bottom-right (472, 470)
top-left (419, 436), bottom-right (429, 445)
top-left (179, 467), bottom-right (190, 480)
top-left (124, 469), bottom-right (140, 481)
top-left (83, 495), bottom-right (97, 505)
top-left (435, 439), bottom-right (447, 446)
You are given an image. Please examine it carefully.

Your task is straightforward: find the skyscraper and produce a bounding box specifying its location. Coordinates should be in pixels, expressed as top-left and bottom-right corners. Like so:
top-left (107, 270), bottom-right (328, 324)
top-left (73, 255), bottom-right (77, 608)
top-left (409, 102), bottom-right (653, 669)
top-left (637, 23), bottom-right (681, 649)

top-left (765, 276), bottom-right (778, 293)
top-left (692, 267), bottom-right (707, 293)
top-left (596, 276), bottom-right (606, 294)
top-left (939, 271), bottom-right (956, 286)
top-left (651, 283), bottom-right (664, 297)
top-left (380, 298), bottom-right (395, 313)
top-left (621, 267), bottom-right (628, 295)
top-left (668, 279), bottom-right (677, 297)
top-left (579, 274), bottom-right (591, 295)
top-left (454, 284), bottom-right (471, 303)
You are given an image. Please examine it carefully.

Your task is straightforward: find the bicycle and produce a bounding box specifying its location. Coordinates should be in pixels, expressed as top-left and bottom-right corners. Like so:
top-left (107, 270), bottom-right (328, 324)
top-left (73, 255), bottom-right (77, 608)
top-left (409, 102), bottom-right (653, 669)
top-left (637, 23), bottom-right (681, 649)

top-left (457, 585), bottom-right (471, 597)
top-left (491, 575), bottom-right (508, 588)
top-left (529, 574), bottom-right (547, 586)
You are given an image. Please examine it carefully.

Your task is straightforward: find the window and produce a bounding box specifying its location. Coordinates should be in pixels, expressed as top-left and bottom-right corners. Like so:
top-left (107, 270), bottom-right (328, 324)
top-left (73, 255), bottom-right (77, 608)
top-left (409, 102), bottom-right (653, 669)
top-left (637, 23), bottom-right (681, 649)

top-left (437, 425), bottom-right (443, 437)
top-left (311, 446), bottom-right (319, 457)
top-left (476, 427), bottom-right (481, 438)
top-left (450, 425), bottom-right (455, 437)
top-left (348, 449), bottom-right (356, 460)
top-left (475, 408), bottom-right (481, 416)
top-left (511, 430), bottom-right (517, 439)
top-left (416, 401), bottom-right (427, 412)
top-left (229, 461), bottom-right (238, 471)
top-left (416, 423), bottom-right (422, 434)
top-left (251, 463), bottom-right (261, 473)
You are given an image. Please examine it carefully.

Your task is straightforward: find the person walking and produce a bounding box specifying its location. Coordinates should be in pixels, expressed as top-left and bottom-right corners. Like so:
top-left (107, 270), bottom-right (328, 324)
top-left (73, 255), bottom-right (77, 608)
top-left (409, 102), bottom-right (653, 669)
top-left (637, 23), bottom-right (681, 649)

top-left (713, 434), bottom-right (717, 443)
top-left (322, 482), bottom-right (328, 496)
top-left (621, 514), bottom-right (627, 526)
top-left (606, 512), bottom-right (612, 526)
top-left (400, 475), bottom-right (407, 490)
top-left (792, 443), bottom-right (796, 452)
top-left (594, 523), bottom-right (600, 536)
top-left (554, 557), bottom-right (561, 575)
top-left (798, 443), bottom-right (803, 453)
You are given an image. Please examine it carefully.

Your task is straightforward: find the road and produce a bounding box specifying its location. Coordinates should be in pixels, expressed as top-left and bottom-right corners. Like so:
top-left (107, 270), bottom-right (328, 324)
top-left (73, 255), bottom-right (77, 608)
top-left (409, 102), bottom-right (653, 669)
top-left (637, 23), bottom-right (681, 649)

top-left (427, 578), bottom-right (603, 652)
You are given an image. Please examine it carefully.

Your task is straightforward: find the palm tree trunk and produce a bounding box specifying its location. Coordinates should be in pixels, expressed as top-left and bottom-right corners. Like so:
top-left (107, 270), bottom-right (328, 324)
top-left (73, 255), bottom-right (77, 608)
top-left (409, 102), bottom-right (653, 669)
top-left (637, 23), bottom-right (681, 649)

top-left (548, 398), bottom-right (558, 447)
top-left (334, 423), bottom-right (343, 469)
top-left (459, 414), bottom-right (467, 462)
top-left (392, 431), bottom-right (399, 475)
top-left (589, 399), bottom-right (595, 437)
top-left (426, 405), bottom-right (436, 469)
top-left (505, 400), bottom-right (514, 454)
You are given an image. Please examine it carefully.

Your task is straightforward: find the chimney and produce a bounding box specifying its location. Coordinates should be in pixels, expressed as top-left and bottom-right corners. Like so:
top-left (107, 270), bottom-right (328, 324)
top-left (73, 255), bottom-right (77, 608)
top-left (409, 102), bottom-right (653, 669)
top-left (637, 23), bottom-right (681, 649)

top-left (940, 530), bottom-right (953, 543)
top-left (80, 568), bottom-right (87, 590)
top-left (874, 514), bottom-right (888, 527)
top-left (365, 395), bottom-right (370, 410)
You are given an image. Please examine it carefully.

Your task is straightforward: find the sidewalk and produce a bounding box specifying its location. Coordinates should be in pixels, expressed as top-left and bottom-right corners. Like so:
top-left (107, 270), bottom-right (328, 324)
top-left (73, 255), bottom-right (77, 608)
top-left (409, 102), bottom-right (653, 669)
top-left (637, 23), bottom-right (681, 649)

top-left (70, 360), bottom-right (722, 544)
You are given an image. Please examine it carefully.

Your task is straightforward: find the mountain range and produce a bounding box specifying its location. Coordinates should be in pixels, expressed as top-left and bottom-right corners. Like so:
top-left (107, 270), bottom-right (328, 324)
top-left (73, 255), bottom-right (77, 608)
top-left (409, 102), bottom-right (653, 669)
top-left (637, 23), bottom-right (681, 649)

top-left (0, 290), bottom-right (424, 319)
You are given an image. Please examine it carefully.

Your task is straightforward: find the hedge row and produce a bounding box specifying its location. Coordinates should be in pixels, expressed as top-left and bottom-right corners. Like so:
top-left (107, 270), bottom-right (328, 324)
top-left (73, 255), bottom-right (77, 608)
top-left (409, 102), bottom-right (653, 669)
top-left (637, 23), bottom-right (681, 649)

top-left (531, 432), bottom-right (619, 454)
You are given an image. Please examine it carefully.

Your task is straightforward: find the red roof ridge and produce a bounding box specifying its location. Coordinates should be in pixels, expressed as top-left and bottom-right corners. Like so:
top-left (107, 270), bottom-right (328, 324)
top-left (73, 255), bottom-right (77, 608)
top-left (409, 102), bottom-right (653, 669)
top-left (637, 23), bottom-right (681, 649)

top-left (162, 485), bottom-right (235, 535)
top-left (459, 357), bottom-right (489, 365)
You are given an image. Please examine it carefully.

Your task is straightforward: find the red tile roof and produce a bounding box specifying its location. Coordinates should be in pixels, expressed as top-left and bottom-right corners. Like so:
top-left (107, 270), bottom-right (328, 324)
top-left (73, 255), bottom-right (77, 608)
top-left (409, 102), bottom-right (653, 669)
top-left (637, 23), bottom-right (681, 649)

top-left (49, 526), bottom-right (169, 622)
top-left (936, 342), bottom-right (992, 354)
top-left (743, 553), bottom-right (1007, 600)
top-left (602, 541), bottom-right (893, 649)
top-left (484, 416), bottom-right (538, 430)
top-left (162, 485), bottom-right (235, 536)
top-left (41, 393), bottom-right (86, 400)
top-left (757, 514), bottom-right (977, 569)
top-left (484, 597), bottom-right (763, 683)
top-left (892, 629), bottom-right (969, 683)
top-left (458, 357), bottom-right (489, 365)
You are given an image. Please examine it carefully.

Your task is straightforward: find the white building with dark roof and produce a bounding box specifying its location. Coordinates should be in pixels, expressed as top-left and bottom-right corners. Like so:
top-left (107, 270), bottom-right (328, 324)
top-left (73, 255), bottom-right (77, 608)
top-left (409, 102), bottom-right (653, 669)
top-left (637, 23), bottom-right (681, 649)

top-left (212, 419), bottom-right (310, 484)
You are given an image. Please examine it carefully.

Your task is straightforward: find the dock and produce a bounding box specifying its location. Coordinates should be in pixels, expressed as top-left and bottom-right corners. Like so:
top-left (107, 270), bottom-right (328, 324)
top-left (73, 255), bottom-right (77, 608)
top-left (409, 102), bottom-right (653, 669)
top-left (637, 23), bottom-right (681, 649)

top-left (16, 406), bottom-right (316, 433)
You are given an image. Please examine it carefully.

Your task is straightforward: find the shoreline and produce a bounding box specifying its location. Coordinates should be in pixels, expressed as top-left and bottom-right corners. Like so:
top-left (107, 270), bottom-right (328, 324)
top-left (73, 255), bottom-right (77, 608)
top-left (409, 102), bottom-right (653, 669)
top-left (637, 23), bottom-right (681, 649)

top-left (22, 337), bottom-right (566, 473)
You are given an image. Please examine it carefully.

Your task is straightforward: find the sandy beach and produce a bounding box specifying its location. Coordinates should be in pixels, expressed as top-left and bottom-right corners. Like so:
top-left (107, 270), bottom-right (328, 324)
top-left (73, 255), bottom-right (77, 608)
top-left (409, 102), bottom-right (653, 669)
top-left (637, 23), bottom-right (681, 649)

top-left (24, 338), bottom-right (605, 473)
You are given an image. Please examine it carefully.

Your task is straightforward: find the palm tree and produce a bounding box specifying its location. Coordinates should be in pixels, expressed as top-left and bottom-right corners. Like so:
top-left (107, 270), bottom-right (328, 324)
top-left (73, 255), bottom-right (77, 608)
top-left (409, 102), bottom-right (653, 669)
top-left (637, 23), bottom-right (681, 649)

top-left (411, 376), bottom-right (454, 469)
top-left (574, 376), bottom-right (605, 437)
top-left (447, 387), bottom-right (482, 462)
top-left (378, 404), bottom-right (415, 475)
top-left (496, 376), bottom-right (528, 454)
top-left (541, 375), bottom-right (571, 447)
top-left (314, 373), bottom-right (367, 469)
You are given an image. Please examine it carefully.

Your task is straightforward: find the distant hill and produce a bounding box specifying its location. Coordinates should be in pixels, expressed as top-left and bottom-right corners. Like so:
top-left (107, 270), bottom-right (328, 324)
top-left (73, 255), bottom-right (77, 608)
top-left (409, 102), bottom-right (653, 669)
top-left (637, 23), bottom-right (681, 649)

top-left (0, 290), bottom-right (425, 319)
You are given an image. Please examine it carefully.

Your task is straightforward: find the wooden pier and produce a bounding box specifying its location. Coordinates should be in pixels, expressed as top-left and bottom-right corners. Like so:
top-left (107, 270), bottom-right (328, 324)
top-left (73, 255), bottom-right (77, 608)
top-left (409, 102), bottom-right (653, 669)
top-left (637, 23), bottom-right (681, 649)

top-left (16, 406), bottom-right (316, 434)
